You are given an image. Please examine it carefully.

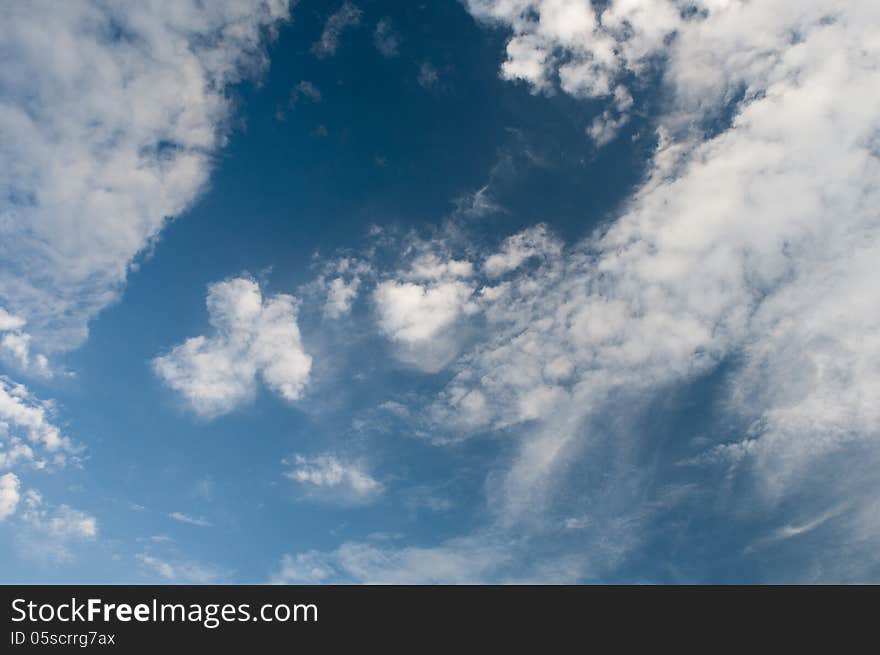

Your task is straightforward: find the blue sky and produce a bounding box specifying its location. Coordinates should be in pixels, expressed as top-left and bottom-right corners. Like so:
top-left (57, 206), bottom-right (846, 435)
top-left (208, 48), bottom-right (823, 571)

top-left (1, 0), bottom-right (879, 583)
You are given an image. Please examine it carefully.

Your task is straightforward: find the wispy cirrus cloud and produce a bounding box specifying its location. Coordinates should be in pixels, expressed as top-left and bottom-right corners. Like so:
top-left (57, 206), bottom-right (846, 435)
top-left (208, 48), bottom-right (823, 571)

top-left (168, 512), bottom-right (212, 528)
top-left (136, 553), bottom-right (227, 584)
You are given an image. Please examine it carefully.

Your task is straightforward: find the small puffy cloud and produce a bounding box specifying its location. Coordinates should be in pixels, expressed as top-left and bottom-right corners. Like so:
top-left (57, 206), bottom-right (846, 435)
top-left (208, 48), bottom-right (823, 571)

top-left (168, 512), bottom-right (212, 528)
top-left (373, 248), bottom-right (480, 371)
top-left (0, 472), bottom-right (20, 521)
top-left (153, 277), bottom-right (312, 418)
top-left (311, 1), bottom-right (362, 58)
top-left (302, 256), bottom-right (371, 321)
top-left (373, 17), bottom-right (400, 58)
top-left (375, 280), bottom-right (477, 344)
top-left (284, 453), bottom-right (383, 505)
top-left (325, 277), bottom-right (361, 319)
top-left (465, 0), bottom-right (678, 143)
top-left (374, 253), bottom-right (477, 344)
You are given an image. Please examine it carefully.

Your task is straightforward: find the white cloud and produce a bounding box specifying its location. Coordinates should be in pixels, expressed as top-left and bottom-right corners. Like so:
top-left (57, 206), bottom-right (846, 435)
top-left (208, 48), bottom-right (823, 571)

top-left (306, 256), bottom-right (372, 320)
top-left (168, 511), bottom-right (212, 528)
top-left (466, 0), bottom-right (648, 142)
top-left (278, 0), bottom-right (880, 580)
top-left (0, 375), bottom-right (76, 470)
top-left (311, 1), bottom-right (362, 58)
top-left (468, 0), bottom-right (831, 146)
top-left (270, 538), bottom-right (510, 584)
top-left (441, 0), bottom-right (880, 562)
top-left (284, 453), bottom-right (383, 505)
top-left (375, 280), bottom-right (477, 345)
top-left (454, 185), bottom-right (501, 219)
top-left (16, 489), bottom-right (97, 562)
top-left (136, 553), bottom-right (225, 584)
top-left (0, 472), bottom-right (20, 521)
top-left (270, 532), bottom-right (618, 584)
top-left (325, 277), bottom-right (361, 319)
top-left (153, 277), bottom-right (311, 418)
top-left (0, 308), bottom-right (25, 333)
top-left (0, 0), bottom-right (291, 356)
top-left (0, 310), bottom-right (50, 376)
top-left (0, 2), bottom-right (290, 573)
top-left (483, 224), bottom-right (561, 277)
top-left (373, 249), bottom-right (481, 371)
top-left (254, 0), bottom-right (880, 580)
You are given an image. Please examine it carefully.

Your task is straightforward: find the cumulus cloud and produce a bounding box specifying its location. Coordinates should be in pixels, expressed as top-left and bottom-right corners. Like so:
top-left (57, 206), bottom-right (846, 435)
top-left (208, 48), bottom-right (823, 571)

top-left (0, 1), bottom-right (291, 356)
top-left (0, 376), bottom-right (88, 564)
top-left (375, 280), bottom-right (476, 344)
top-left (463, 0), bottom-right (732, 144)
top-left (0, 0), bottom-right (290, 576)
top-left (325, 277), bottom-right (361, 319)
top-left (311, 1), bottom-right (362, 58)
top-left (323, 259), bottom-right (375, 320)
top-left (0, 375), bottom-right (76, 471)
top-left (153, 277), bottom-right (311, 418)
top-left (284, 453), bottom-right (383, 505)
top-left (0, 309), bottom-right (50, 376)
top-left (0, 472), bottom-right (20, 521)
top-left (465, 0), bottom-right (673, 142)
top-left (374, 252), bottom-right (480, 372)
